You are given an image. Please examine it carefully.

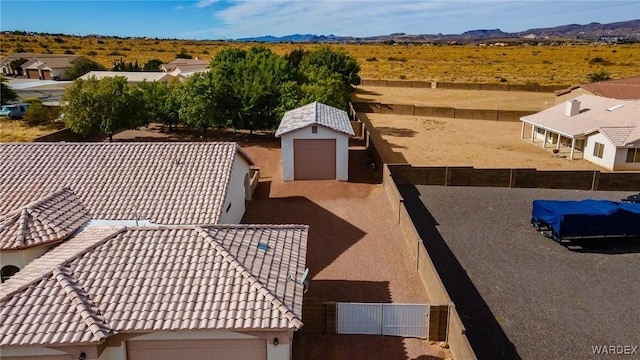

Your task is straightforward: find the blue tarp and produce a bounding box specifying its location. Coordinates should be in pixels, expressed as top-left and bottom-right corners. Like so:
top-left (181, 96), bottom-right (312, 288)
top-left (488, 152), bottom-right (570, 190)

top-left (532, 200), bottom-right (640, 240)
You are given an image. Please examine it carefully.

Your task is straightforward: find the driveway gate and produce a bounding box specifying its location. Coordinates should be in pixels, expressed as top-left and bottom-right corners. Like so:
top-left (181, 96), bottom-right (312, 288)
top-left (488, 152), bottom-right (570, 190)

top-left (336, 303), bottom-right (429, 339)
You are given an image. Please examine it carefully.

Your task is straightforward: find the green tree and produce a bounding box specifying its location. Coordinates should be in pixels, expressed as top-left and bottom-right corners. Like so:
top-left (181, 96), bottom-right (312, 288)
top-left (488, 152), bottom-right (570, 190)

top-left (299, 66), bottom-right (350, 109)
top-left (22, 98), bottom-right (59, 126)
top-left (62, 76), bottom-right (146, 141)
top-left (61, 57), bottom-right (106, 80)
top-left (135, 80), bottom-right (181, 129)
top-left (143, 58), bottom-right (163, 72)
top-left (177, 71), bottom-right (218, 134)
top-left (1, 77), bottom-right (19, 105)
top-left (176, 48), bottom-right (192, 59)
top-left (9, 58), bottom-right (28, 76)
top-left (112, 58), bottom-right (142, 72)
top-left (299, 47), bottom-right (361, 90)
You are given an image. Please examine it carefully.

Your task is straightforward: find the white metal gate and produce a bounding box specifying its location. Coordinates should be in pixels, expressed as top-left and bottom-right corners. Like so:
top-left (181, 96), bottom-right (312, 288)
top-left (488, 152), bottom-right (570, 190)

top-left (336, 303), bottom-right (429, 339)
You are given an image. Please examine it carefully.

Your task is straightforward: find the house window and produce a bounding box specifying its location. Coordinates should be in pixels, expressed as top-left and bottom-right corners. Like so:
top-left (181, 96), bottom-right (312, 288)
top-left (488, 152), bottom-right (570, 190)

top-left (593, 142), bottom-right (604, 158)
top-left (1, 265), bottom-right (20, 283)
top-left (312, 126), bottom-right (318, 134)
top-left (626, 148), bottom-right (640, 163)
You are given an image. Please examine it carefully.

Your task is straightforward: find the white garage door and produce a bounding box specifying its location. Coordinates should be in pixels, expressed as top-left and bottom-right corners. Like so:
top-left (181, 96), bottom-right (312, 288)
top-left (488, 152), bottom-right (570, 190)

top-left (294, 139), bottom-right (336, 180)
top-left (127, 339), bottom-right (267, 360)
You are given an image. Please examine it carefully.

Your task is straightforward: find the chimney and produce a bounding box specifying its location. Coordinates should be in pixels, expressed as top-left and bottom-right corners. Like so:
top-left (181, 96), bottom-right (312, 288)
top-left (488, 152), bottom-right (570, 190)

top-left (565, 99), bottom-right (581, 117)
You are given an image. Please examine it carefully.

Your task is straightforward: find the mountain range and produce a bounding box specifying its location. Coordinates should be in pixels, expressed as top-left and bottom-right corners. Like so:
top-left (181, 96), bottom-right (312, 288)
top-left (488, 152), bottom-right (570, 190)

top-left (236, 19), bottom-right (640, 44)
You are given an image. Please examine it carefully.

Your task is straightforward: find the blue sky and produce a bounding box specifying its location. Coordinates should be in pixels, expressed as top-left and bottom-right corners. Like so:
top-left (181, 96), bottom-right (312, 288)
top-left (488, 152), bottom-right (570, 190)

top-left (1, 1), bottom-right (638, 40)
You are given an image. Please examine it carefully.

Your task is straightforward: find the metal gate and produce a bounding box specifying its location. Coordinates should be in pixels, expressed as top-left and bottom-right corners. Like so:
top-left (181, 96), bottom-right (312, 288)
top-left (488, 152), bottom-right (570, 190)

top-left (336, 303), bottom-right (429, 339)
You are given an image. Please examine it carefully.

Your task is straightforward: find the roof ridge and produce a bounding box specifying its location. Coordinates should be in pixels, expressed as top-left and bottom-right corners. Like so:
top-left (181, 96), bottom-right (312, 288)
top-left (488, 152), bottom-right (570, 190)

top-left (53, 265), bottom-right (113, 343)
top-left (0, 226), bottom-right (126, 301)
top-left (196, 227), bottom-right (303, 329)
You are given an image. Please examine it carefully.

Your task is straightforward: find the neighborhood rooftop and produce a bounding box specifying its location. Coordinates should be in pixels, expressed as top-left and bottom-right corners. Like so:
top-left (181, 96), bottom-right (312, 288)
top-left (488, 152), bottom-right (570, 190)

top-left (0, 142), bottom-right (254, 225)
top-left (275, 101), bottom-right (355, 137)
top-left (0, 224), bottom-right (308, 346)
top-left (521, 94), bottom-right (640, 145)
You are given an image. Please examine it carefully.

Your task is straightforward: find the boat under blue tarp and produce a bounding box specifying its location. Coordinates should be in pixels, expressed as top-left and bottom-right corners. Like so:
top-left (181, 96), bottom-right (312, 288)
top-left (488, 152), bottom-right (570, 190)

top-left (531, 199), bottom-right (640, 241)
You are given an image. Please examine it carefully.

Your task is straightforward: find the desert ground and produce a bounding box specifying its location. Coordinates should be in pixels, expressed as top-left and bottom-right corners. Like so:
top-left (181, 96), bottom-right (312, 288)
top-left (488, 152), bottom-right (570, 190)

top-left (353, 86), bottom-right (607, 170)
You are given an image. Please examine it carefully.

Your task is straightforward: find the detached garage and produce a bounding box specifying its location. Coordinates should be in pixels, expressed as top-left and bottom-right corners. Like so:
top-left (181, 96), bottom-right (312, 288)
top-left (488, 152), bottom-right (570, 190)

top-left (276, 102), bottom-right (354, 181)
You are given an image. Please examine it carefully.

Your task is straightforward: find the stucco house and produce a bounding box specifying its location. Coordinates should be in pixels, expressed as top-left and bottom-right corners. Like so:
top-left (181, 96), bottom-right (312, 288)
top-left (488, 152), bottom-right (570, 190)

top-left (276, 102), bottom-right (355, 181)
top-left (0, 142), bottom-right (257, 278)
top-left (0, 224), bottom-right (308, 360)
top-left (159, 58), bottom-right (210, 77)
top-left (19, 54), bottom-right (87, 80)
top-left (520, 94), bottom-right (640, 171)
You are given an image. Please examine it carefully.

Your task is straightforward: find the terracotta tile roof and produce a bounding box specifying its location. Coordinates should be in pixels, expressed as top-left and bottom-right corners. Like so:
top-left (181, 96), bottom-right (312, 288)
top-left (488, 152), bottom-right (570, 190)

top-left (275, 102), bottom-right (355, 137)
top-left (521, 94), bottom-right (640, 146)
top-left (0, 224), bottom-right (308, 346)
top-left (581, 76), bottom-right (640, 100)
top-left (0, 188), bottom-right (90, 251)
top-left (0, 143), bottom-right (254, 225)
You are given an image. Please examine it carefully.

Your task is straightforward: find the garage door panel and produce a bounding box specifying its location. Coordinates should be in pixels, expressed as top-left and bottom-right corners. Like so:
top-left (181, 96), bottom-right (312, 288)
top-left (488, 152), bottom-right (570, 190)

top-left (294, 139), bottom-right (336, 180)
top-left (127, 339), bottom-right (266, 360)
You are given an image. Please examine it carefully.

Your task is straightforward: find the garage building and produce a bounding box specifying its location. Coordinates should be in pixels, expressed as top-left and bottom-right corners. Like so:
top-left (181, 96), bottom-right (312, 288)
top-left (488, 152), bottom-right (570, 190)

top-left (276, 102), bottom-right (354, 181)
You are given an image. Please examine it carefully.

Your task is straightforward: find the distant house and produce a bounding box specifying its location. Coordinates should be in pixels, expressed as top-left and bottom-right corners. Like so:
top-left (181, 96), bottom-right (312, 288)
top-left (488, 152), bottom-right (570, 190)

top-left (160, 58), bottom-right (210, 77)
top-left (79, 71), bottom-right (177, 83)
top-left (276, 102), bottom-right (355, 181)
top-left (520, 94), bottom-right (640, 171)
top-left (0, 224), bottom-right (308, 360)
top-left (0, 53), bottom-right (40, 76)
top-left (19, 54), bottom-right (88, 80)
top-left (556, 76), bottom-right (640, 102)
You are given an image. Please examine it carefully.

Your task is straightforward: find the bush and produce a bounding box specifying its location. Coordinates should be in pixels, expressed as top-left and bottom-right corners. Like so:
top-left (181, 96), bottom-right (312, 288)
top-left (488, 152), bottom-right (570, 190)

top-left (589, 57), bottom-right (613, 66)
top-left (23, 101), bottom-right (58, 126)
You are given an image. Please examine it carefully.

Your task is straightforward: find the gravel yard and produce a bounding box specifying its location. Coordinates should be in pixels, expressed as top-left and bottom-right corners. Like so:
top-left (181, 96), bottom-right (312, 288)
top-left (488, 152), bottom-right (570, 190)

top-left (400, 185), bottom-right (640, 359)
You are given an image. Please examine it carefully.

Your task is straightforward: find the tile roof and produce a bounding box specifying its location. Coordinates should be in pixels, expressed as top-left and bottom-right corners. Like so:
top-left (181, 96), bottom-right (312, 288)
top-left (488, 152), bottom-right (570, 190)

top-left (275, 102), bottom-right (355, 137)
top-left (0, 224), bottom-right (308, 346)
top-left (581, 76), bottom-right (640, 100)
top-left (521, 94), bottom-right (640, 146)
top-left (0, 143), bottom-right (254, 225)
top-left (0, 187), bottom-right (90, 251)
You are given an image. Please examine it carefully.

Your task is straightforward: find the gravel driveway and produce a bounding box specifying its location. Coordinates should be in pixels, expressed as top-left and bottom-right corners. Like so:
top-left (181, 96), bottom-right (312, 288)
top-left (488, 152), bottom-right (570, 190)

top-left (400, 185), bottom-right (640, 360)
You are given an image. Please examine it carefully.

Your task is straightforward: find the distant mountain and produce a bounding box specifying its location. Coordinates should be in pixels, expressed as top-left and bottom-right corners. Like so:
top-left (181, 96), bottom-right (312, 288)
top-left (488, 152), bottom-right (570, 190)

top-left (235, 19), bottom-right (640, 44)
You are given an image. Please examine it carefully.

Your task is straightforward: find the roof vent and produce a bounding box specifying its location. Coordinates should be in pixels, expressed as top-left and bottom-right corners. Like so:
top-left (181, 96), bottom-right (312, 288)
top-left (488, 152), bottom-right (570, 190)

top-left (565, 99), bottom-right (581, 117)
top-left (257, 242), bottom-right (269, 251)
top-left (606, 104), bottom-right (624, 112)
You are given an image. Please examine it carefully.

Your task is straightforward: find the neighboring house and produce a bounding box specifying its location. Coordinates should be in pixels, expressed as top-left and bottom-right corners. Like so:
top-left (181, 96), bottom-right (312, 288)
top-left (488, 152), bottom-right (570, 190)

top-left (0, 53), bottom-right (40, 76)
top-left (520, 94), bottom-right (640, 171)
top-left (276, 102), bottom-right (355, 181)
top-left (160, 58), bottom-right (210, 77)
top-left (79, 71), bottom-right (177, 83)
top-left (0, 224), bottom-right (308, 360)
top-left (0, 142), bottom-right (256, 226)
top-left (556, 76), bottom-right (640, 102)
top-left (20, 54), bottom-right (87, 80)
top-left (0, 188), bottom-right (90, 280)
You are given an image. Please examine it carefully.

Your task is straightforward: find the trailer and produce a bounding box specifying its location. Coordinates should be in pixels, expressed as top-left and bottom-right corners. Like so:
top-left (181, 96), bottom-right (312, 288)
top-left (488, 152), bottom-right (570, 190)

top-left (531, 199), bottom-right (640, 242)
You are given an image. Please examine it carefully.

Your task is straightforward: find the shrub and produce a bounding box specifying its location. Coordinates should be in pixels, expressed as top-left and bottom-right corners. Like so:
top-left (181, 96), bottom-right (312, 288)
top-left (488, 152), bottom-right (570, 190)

top-left (23, 100), bottom-right (58, 126)
top-left (587, 70), bottom-right (611, 82)
top-left (86, 50), bottom-right (98, 56)
top-left (589, 57), bottom-right (613, 66)
top-left (388, 56), bottom-right (407, 62)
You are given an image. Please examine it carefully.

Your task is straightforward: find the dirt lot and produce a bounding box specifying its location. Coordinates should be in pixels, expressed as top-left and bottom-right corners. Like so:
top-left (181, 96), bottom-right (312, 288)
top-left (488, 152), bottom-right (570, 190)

top-left (353, 86), bottom-right (557, 111)
top-left (353, 86), bottom-right (606, 171)
top-left (400, 185), bottom-right (640, 359)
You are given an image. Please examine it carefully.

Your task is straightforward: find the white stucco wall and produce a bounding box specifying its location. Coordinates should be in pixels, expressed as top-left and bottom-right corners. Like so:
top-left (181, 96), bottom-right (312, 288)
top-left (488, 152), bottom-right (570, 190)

top-left (613, 143), bottom-right (640, 171)
top-left (280, 125), bottom-right (350, 181)
top-left (217, 154), bottom-right (252, 224)
top-left (584, 133), bottom-right (616, 170)
top-left (1, 246), bottom-right (50, 273)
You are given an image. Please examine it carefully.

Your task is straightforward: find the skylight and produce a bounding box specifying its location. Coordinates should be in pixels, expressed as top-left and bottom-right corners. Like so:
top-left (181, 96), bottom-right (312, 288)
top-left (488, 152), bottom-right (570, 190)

top-left (607, 104), bottom-right (624, 112)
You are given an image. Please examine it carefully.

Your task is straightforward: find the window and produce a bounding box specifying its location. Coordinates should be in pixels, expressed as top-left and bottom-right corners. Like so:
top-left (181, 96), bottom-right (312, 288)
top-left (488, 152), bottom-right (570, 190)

top-left (1, 265), bottom-right (20, 283)
top-left (626, 148), bottom-right (640, 163)
top-left (593, 142), bottom-right (604, 158)
top-left (311, 125), bottom-right (318, 134)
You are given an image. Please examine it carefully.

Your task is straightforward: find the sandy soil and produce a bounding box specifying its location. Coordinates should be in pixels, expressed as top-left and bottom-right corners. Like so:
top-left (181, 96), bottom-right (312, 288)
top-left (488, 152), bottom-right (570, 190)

top-left (353, 86), bottom-right (557, 111)
top-left (362, 113), bottom-right (606, 171)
